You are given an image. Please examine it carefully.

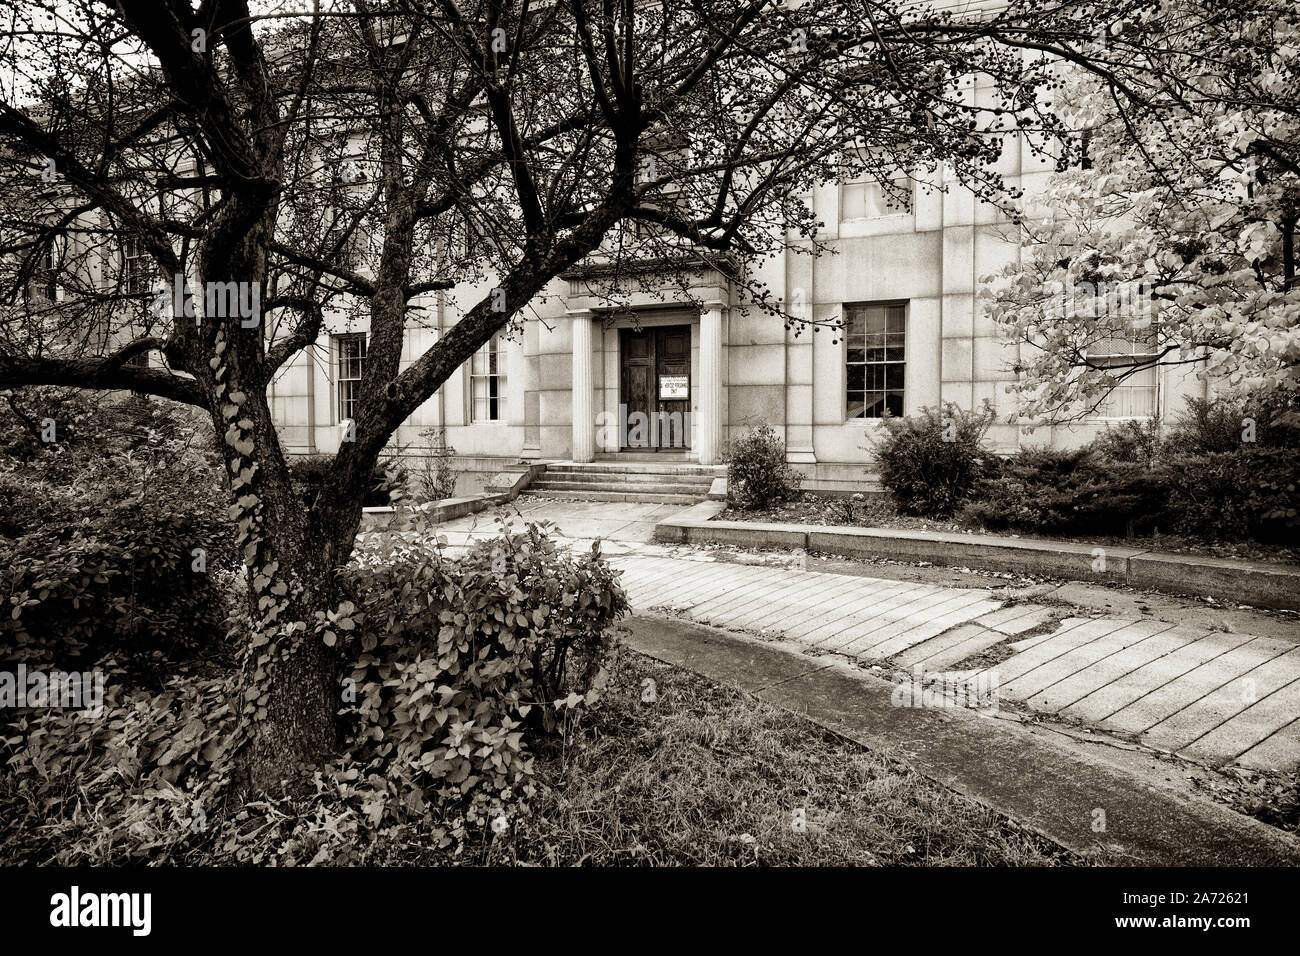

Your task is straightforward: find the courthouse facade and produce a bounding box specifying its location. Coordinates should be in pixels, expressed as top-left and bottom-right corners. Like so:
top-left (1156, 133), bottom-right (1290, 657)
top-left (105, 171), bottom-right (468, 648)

top-left (265, 119), bottom-right (1203, 495)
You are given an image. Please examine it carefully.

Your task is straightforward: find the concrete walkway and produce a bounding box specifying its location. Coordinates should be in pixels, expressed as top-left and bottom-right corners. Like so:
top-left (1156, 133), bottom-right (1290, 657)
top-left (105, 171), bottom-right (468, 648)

top-left (404, 500), bottom-right (1300, 773)
top-left (625, 615), bottom-right (1300, 865)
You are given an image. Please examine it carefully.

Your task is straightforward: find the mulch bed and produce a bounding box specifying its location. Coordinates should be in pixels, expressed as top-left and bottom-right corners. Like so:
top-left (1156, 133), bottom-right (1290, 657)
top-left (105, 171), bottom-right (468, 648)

top-left (716, 493), bottom-right (1300, 567)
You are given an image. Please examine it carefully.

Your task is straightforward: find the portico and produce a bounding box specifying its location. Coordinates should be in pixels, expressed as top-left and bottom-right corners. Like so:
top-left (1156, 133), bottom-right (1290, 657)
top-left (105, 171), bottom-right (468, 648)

top-left (568, 300), bottom-right (727, 465)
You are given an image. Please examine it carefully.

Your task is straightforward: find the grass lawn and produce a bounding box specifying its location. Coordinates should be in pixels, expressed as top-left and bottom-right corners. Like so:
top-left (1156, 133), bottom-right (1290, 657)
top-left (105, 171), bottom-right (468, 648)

top-left (431, 645), bottom-right (1082, 866)
top-left (0, 641), bottom-right (1083, 867)
top-left (717, 493), bottom-right (1299, 566)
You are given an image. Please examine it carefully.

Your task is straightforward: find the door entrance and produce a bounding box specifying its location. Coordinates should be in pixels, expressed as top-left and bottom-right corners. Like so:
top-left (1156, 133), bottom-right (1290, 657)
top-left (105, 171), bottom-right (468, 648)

top-left (618, 325), bottom-right (691, 451)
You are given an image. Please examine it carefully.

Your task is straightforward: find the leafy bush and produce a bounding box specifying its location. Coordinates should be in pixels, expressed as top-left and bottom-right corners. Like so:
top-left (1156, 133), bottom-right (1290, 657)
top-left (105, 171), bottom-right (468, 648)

top-left (0, 518), bottom-right (630, 864)
top-left (873, 403), bottom-right (997, 517)
top-left (961, 447), bottom-right (1165, 537)
top-left (0, 496), bottom-right (236, 667)
top-left (413, 427), bottom-right (459, 501)
top-left (336, 520), bottom-right (627, 843)
top-left (1155, 447), bottom-right (1299, 542)
top-left (726, 421), bottom-right (802, 510)
top-left (0, 391), bottom-right (236, 667)
top-left (1164, 393), bottom-right (1300, 455)
top-left (1089, 418), bottom-right (1163, 467)
top-left (288, 454), bottom-right (404, 508)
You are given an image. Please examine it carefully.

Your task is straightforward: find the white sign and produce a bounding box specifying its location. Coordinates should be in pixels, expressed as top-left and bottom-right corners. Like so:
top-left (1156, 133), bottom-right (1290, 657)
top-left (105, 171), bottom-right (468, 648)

top-left (659, 375), bottom-right (688, 400)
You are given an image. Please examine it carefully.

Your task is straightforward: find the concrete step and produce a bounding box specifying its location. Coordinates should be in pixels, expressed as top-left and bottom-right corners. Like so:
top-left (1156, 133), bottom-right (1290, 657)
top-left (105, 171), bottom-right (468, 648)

top-left (594, 452), bottom-right (698, 463)
top-left (531, 478), bottom-right (710, 495)
top-left (522, 489), bottom-right (701, 505)
top-left (548, 461), bottom-right (725, 477)
top-left (538, 470), bottom-right (713, 485)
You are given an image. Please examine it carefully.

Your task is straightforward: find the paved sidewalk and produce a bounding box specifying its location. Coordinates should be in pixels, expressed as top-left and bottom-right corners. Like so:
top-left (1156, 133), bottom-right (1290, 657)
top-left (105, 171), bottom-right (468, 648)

top-left (625, 616), bottom-right (1300, 866)
top-left (403, 500), bottom-right (1300, 772)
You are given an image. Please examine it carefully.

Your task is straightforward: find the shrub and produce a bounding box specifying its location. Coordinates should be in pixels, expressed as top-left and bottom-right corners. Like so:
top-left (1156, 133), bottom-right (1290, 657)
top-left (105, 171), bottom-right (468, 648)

top-left (961, 447), bottom-right (1165, 537)
top-left (413, 427), bottom-right (459, 501)
top-left (0, 518), bottom-right (630, 864)
top-left (726, 421), bottom-right (802, 510)
top-left (1155, 447), bottom-right (1300, 542)
top-left (1164, 393), bottom-right (1300, 455)
top-left (1089, 418), bottom-right (1163, 467)
top-left (873, 402), bottom-right (997, 517)
top-left (0, 497), bottom-right (235, 667)
top-left (0, 392), bottom-right (236, 667)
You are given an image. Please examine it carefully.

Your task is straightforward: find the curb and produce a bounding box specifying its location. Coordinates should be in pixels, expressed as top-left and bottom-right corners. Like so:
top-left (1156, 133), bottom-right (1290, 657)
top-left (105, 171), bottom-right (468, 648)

top-left (624, 614), bottom-right (1300, 865)
top-left (654, 505), bottom-right (1300, 612)
top-left (359, 463), bottom-right (545, 530)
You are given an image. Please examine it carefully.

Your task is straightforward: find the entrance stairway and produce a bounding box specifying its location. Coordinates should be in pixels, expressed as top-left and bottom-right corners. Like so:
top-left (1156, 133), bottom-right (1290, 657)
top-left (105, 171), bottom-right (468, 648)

top-left (523, 458), bottom-right (725, 505)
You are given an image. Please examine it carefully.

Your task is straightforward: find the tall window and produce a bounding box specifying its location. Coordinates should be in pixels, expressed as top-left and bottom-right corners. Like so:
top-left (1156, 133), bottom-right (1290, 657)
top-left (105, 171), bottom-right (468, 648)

top-left (1089, 329), bottom-right (1158, 418)
top-left (25, 233), bottom-right (62, 304)
top-left (122, 237), bottom-right (152, 294)
top-left (336, 333), bottom-right (366, 423)
top-left (470, 334), bottom-right (505, 422)
top-left (845, 302), bottom-right (906, 419)
top-left (841, 175), bottom-right (910, 221)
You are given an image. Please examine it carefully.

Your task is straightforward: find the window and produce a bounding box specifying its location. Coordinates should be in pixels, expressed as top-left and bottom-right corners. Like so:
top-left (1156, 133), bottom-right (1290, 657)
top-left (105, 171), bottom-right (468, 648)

top-left (122, 237), bottom-right (152, 295)
top-left (1089, 329), bottom-right (1158, 418)
top-left (25, 233), bottom-right (62, 304)
top-left (841, 176), bottom-right (910, 221)
top-left (335, 333), bottom-right (367, 423)
top-left (845, 302), bottom-right (906, 419)
top-left (470, 334), bottom-right (505, 422)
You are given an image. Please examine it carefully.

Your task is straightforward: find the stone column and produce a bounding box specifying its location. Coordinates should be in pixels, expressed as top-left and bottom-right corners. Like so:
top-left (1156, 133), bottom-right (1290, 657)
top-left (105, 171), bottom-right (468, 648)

top-left (698, 304), bottom-right (724, 465)
top-left (570, 310), bottom-right (595, 463)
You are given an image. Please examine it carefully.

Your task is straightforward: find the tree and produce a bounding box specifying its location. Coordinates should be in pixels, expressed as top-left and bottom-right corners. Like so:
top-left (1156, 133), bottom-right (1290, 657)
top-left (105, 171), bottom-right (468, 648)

top-left (982, 0), bottom-right (1300, 422)
top-left (0, 0), bottom-right (1161, 792)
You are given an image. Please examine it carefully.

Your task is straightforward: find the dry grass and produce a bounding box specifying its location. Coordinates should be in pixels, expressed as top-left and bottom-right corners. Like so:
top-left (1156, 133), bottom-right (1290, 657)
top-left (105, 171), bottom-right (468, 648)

top-left (439, 647), bottom-right (1082, 866)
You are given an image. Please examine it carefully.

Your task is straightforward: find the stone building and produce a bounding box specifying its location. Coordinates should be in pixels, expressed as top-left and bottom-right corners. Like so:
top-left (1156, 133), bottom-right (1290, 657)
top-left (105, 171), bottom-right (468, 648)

top-left (266, 118), bottom-right (1203, 497)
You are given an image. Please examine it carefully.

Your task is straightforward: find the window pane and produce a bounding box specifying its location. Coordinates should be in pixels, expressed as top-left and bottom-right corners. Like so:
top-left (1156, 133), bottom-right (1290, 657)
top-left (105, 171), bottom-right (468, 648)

top-left (845, 303), bottom-right (905, 421)
top-left (846, 308), bottom-right (865, 339)
top-left (841, 183), bottom-right (867, 220)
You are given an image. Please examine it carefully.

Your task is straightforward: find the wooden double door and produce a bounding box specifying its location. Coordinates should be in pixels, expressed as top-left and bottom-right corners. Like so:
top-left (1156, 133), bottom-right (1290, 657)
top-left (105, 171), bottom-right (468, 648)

top-left (619, 325), bottom-right (691, 451)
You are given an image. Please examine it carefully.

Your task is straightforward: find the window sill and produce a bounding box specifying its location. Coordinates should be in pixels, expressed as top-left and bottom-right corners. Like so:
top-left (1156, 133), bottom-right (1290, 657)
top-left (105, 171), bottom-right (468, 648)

top-left (840, 213), bottom-right (911, 223)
